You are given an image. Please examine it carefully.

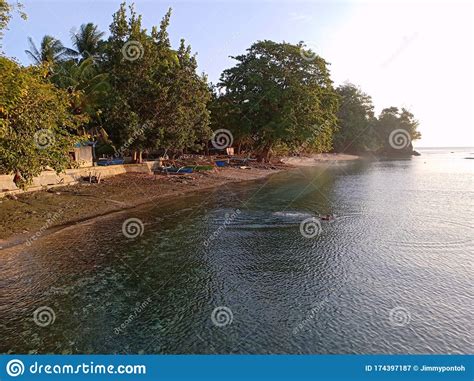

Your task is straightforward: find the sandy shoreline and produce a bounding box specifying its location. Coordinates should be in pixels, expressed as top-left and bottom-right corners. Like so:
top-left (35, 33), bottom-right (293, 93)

top-left (0, 167), bottom-right (283, 250)
top-left (281, 153), bottom-right (360, 166)
top-left (0, 154), bottom-right (359, 250)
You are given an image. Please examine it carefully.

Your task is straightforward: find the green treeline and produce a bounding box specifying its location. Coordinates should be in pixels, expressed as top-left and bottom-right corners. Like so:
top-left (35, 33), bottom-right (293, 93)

top-left (0, 2), bottom-right (421, 187)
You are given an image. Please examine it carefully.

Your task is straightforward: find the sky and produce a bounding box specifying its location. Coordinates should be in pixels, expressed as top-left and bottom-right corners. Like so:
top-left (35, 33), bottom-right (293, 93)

top-left (3, 0), bottom-right (473, 147)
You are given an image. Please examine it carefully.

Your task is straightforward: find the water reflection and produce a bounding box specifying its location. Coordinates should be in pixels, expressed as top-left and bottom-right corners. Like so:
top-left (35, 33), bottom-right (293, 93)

top-left (1, 152), bottom-right (472, 354)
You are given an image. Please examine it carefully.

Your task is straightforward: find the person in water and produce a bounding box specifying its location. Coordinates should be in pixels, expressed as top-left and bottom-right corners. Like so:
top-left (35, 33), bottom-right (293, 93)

top-left (320, 214), bottom-right (334, 221)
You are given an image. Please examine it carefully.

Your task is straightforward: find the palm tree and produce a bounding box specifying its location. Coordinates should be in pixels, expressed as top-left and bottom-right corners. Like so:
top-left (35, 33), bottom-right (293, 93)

top-left (70, 23), bottom-right (105, 60)
top-left (52, 57), bottom-right (110, 117)
top-left (25, 35), bottom-right (72, 65)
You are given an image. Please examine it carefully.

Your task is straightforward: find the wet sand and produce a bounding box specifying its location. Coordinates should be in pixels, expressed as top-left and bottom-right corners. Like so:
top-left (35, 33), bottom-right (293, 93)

top-left (0, 166), bottom-right (284, 249)
top-left (0, 154), bottom-right (359, 249)
top-left (281, 153), bottom-right (360, 166)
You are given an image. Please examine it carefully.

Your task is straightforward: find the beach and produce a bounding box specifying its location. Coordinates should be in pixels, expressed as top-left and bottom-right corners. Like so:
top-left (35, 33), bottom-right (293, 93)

top-left (281, 153), bottom-right (360, 166)
top-left (0, 154), bottom-right (360, 250)
top-left (0, 166), bottom-right (281, 250)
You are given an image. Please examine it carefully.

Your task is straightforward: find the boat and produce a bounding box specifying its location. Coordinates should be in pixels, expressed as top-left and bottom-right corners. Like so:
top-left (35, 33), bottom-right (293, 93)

top-left (96, 158), bottom-right (125, 166)
top-left (215, 160), bottom-right (228, 167)
top-left (154, 166), bottom-right (193, 175)
top-left (184, 165), bottom-right (214, 171)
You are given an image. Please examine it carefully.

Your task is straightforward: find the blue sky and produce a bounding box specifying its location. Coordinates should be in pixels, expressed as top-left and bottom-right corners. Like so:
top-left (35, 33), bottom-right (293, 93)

top-left (4, 1), bottom-right (349, 83)
top-left (3, 0), bottom-right (474, 147)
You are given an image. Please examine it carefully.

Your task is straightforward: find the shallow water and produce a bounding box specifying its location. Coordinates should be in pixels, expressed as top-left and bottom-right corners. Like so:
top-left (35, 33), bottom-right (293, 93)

top-left (1, 148), bottom-right (473, 354)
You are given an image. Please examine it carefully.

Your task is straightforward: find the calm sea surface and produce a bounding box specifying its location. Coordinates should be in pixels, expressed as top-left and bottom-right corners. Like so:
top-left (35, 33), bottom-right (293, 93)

top-left (1, 148), bottom-right (473, 354)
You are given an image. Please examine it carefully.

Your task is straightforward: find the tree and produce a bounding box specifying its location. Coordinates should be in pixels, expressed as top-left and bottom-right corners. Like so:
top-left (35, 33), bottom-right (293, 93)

top-left (209, 85), bottom-right (251, 154)
top-left (0, 0), bottom-right (26, 49)
top-left (102, 3), bottom-right (168, 159)
top-left (375, 107), bottom-right (421, 156)
top-left (102, 3), bottom-right (211, 160)
top-left (70, 23), bottom-right (105, 60)
top-left (25, 35), bottom-right (72, 65)
top-left (51, 57), bottom-right (110, 126)
top-left (158, 39), bottom-right (211, 154)
top-left (215, 40), bottom-right (339, 161)
top-left (333, 83), bottom-right (377, 153)
top-left (0, 57), bottom-right (84, 188)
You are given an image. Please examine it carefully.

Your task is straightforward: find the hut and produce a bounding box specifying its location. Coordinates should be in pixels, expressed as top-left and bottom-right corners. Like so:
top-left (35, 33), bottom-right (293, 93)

top-left (69, 142), bottom-right (94, 167)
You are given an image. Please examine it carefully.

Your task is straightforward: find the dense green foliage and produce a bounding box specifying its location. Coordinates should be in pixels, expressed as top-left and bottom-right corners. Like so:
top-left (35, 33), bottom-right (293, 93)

top-left (1, 2), bottom-right (212, 185)
top-left (102, 4), bottom-right (211, 158)
top-left (212, 41), bottom-right (339, 161)
top-left (70, 22), bottom-right (105, 60)
top-left (0, 57), bottom-right (83, 187)
top-left (0, 1), bottom-right (423, 187)
top-left (333, 83), bottom-right (377, 153)
top-left (375, 107), bottom-right (421, 155)
top-left (51, 57), bottom-right (110, 132)
top-left (25, 35), bottom-right (73, 65)
top-left (333, 85), bottom-right (421, 155)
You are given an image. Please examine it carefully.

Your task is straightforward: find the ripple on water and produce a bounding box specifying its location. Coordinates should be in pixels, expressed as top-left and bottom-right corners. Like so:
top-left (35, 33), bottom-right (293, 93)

top-left (1, 155), bottom-right (472, 354)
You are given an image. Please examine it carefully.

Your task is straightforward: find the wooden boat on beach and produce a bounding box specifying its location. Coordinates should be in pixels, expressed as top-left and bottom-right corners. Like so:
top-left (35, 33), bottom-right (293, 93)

top-left (154, 166), bottom-right (194, 175)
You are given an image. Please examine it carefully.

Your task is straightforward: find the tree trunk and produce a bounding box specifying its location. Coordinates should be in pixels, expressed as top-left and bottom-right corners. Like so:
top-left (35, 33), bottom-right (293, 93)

top-left (138, 150), bottom-right (143, 163)
top-left (257, 142), bottom-right (272, 163)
